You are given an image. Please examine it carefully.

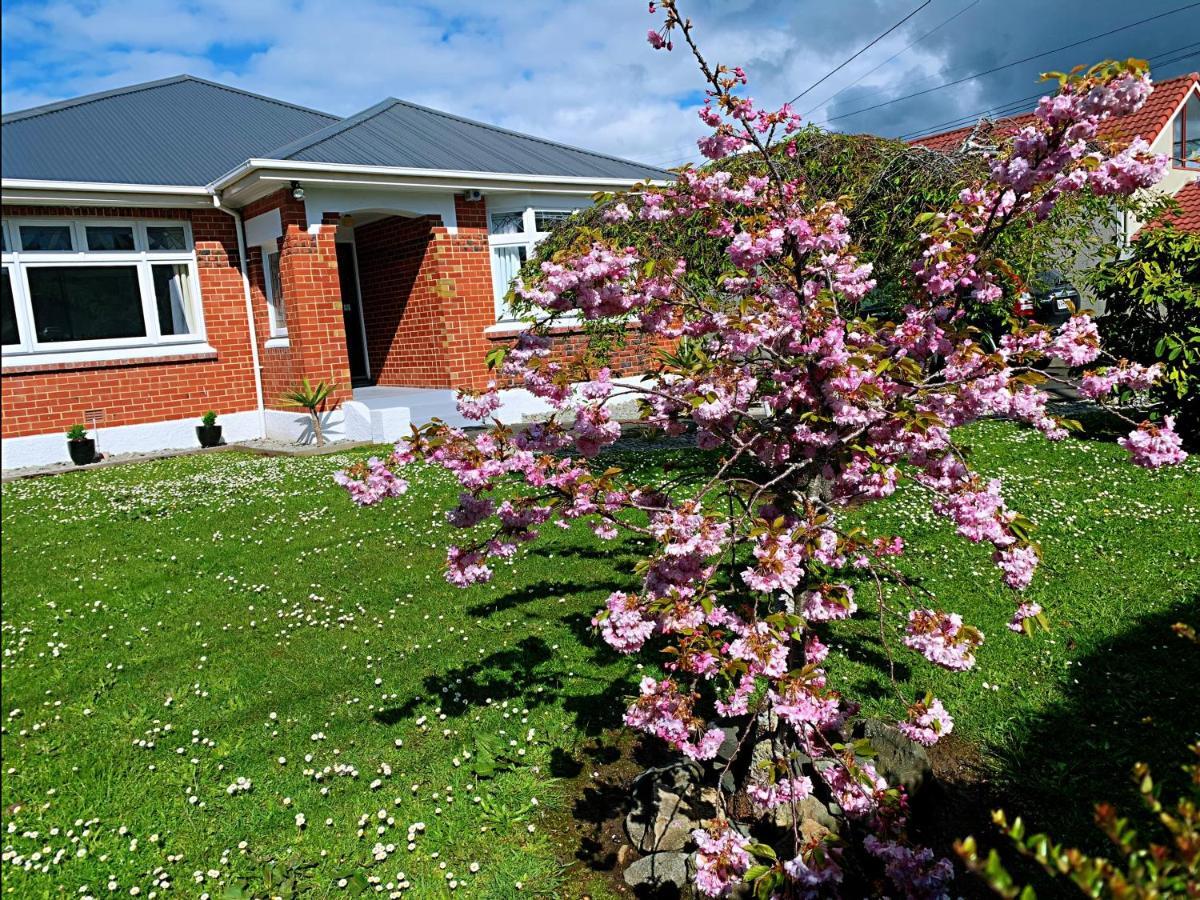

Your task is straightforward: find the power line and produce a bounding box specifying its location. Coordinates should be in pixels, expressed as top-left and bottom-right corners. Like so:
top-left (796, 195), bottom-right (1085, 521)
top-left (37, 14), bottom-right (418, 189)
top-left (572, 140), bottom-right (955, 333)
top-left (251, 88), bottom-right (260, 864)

top-left (801, 0), bottom-right (983, 117)
top-left (786, 1), bottom-right (932, 105)
top-left (900, 44), bottom-right (1200, 141)
top-left (809, 2), bottom-right (1200, 128)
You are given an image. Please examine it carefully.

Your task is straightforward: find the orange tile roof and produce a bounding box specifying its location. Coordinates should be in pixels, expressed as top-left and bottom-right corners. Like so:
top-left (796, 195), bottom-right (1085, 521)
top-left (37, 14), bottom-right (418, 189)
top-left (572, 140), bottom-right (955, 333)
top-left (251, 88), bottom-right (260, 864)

top-left (911, 71), bottom-right (1199, 152)
top-left (1150, 178), bottom-right (1200, 232)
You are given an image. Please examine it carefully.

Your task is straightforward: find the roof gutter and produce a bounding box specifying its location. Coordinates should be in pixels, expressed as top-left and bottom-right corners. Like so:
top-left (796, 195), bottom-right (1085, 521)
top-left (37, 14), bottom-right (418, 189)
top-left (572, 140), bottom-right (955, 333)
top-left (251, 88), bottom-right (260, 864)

top-left (1, 178), bottom-right (214, 208)
top-left (210, 195), bottom-right (268, 442)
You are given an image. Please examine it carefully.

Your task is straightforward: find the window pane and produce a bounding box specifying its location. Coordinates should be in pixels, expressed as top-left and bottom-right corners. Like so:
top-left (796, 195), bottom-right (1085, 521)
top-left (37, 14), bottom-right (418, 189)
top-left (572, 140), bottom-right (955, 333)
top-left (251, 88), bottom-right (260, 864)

top-left (489, 212), bottom-right (525, 235)
top-left (491, 244), bottom-right (527, 320)
top-left (1180, 94), bottom-right (1200, 168)
top-left (20, 225), bottom-right (73, 251)
top-left (27, 266), bottom-right (146, 343)
top-left (152, 264), bottom-right (195, 336)
top-left (2, 270), bottom-right (18, 345)
top-left (533, 210), bottom-right (571, 232)
top-left (267, 251), bottom-right (286, 330)
top-left (86, 225), bottom-right (136, 251)
top-left (147, 226), bottom-right (188, 251)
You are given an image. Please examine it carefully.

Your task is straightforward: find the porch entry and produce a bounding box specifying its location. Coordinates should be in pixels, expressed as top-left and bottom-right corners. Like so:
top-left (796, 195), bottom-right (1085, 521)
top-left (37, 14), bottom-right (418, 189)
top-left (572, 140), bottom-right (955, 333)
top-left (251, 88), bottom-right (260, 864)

top-left (336, 242), bottom-right (371, 385)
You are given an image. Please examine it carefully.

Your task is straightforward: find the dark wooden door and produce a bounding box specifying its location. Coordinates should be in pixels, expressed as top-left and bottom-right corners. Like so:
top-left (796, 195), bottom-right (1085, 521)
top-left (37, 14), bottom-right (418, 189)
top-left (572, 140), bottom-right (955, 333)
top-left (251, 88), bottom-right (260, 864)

top-left (336, 242), bottom-right (370, 384)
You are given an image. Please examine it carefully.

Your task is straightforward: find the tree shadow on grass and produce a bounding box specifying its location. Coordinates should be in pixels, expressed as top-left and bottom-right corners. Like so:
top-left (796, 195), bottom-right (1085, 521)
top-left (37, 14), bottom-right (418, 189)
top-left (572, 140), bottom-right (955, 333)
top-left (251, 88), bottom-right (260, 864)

top-left (372, 631), bottom-right (638, 736)
top-left (925, 597), bottom-right (1200, 896)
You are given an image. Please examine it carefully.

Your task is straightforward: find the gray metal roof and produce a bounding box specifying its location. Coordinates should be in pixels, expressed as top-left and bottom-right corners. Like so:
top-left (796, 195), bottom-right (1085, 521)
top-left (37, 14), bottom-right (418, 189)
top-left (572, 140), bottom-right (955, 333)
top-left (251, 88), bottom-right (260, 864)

top-left (2, 76), bottom-right (339, 186)
top-left (264, 98), bottom-right (668, 181)
top-left (3, 75), bottom-right (667, 187)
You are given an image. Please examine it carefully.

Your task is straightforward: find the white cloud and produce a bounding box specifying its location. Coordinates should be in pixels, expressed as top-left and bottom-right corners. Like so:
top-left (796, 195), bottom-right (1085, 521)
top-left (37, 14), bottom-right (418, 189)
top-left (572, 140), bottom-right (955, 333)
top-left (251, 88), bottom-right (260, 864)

top-left (3, 0), bottom-right (1192, 164)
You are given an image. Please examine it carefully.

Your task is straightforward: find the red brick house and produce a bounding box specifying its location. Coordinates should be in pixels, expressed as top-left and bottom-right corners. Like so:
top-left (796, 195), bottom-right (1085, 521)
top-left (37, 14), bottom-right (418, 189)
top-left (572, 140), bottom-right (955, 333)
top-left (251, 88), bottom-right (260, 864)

top-left (1, 77), bottom-right (666, 468)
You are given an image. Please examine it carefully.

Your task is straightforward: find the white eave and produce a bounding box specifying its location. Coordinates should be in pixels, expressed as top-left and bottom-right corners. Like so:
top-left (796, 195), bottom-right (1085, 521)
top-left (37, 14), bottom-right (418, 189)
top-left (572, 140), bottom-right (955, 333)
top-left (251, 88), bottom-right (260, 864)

top-left (209, 159), bottom-right (665, 206)
top-left (1, 179), bottom-right (215, 208)
top-left (2, 162), bottom-right (666, 211)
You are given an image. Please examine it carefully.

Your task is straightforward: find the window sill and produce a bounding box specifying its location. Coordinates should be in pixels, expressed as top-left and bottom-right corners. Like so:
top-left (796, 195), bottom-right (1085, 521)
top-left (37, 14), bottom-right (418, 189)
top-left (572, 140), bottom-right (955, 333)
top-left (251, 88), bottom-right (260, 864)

top-left (2, 342), bottom-right (217, 374)
top-left (264, 336), bottom-right (291, 349)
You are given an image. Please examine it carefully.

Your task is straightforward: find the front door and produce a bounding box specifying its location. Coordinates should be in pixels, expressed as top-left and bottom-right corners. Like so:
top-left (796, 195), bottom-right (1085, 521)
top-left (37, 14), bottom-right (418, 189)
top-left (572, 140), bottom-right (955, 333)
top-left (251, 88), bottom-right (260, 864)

top-left (336, 242), bottom-right (370, 384)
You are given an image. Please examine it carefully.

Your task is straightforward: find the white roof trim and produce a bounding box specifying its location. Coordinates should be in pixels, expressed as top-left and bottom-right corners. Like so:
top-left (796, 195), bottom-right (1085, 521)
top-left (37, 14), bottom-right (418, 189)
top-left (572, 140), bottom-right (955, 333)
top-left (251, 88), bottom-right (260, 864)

top-left (2, 178), bottom-right (210, 195)
top-left (209, 158), bottom-right (665, 193)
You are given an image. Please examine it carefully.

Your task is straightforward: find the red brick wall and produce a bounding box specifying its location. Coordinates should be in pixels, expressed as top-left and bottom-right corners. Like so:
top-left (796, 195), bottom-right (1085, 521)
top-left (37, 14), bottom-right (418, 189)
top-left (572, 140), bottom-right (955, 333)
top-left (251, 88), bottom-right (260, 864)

top-left (355, 214), bottom-right (448, 387)
top-left (274, 223), bottom-right (352, 404)
top-left (440, 196), bottom-right (497, 390)
top-left (351, 196), bottom-right (497, 390)
top-left (1, 205), bottom-right (258, 439)
top-left (489, 326), bottom-right (669, 389)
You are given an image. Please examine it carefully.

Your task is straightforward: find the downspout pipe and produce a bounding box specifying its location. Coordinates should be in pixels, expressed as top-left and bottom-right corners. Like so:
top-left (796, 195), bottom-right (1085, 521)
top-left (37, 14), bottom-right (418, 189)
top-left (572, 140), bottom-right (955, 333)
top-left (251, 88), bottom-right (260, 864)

top-left (212, 195), bottom-right (267, 440)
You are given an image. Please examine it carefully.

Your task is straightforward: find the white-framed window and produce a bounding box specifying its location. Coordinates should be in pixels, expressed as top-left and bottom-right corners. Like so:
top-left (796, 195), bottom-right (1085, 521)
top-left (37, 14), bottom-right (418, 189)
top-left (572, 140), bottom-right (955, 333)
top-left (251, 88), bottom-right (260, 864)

top-left (487, 206), bottom-right (576, 322)
top-left (262, 248), bottom-right (287, 338)
top-left (1, 216), bottom-right (204, 357)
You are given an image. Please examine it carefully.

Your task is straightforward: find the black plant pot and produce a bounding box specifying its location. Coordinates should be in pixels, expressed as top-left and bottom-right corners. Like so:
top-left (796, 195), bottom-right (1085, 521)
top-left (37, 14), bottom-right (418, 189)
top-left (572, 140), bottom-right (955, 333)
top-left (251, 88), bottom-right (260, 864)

top-left (68, 438), bottom-right (96, 466)
top-left (196, 424), bottom-right (223, 448)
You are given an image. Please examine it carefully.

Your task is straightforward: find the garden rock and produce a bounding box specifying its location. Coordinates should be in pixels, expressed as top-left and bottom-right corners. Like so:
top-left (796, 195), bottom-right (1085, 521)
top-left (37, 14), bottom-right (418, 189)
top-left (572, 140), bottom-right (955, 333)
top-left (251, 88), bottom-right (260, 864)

top-left (861, 718), bottom-right (932, 796)
top-left (622, 850), bottom-right (693, 891)
top-left (626, 761), bottom-right (711, 852)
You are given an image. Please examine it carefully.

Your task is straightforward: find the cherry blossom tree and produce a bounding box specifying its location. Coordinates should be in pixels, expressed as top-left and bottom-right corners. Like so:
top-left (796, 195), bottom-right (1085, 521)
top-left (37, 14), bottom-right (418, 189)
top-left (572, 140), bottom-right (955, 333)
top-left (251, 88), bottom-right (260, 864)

top-left (335, 2), bottom-right (1185, 895)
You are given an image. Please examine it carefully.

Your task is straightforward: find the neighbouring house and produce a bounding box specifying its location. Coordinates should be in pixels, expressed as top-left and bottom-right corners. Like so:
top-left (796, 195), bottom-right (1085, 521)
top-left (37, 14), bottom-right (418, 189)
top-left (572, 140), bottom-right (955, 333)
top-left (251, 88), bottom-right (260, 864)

top-left (1, 76), bottom-right (667, 468)
top-left (912, 71), bottom-right (1200, 237)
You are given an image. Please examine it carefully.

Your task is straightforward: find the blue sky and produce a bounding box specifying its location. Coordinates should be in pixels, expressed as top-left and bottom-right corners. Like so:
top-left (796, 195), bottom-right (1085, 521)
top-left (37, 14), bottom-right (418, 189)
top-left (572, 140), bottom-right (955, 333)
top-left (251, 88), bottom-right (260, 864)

top-left (2, 0), bottom-right (1197, 168)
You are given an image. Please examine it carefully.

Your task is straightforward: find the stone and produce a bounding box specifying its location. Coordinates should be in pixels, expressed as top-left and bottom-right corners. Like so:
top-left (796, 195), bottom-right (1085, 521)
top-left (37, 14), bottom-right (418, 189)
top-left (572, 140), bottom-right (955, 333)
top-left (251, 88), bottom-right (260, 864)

top-left (622, 851), bottom-right (692, 890)
top-left (616, 844), bottom-right (638, 869)
top-left (714, 726), bottom-right (739, 764)
top-left (771, 795), bottom-right (840, 838)
top-left (861, 718), bottom-right (932, 796)
top-left (626, 762), bottom-right (711, 853)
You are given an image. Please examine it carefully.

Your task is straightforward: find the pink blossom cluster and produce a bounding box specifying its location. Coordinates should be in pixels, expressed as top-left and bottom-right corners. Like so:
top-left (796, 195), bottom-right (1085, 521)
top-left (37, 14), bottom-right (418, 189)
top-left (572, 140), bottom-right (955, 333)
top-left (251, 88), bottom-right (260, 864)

top-left (898, 696), bottom-right (955, 747)
top-left (692, 825), bottom-right (752, 898)
top-left (903, 610), bottom-right (982, 671)
top-left (1119, 416), bottom-right (1189, 468)
top-left (331, 456), bottom-right (408, 506)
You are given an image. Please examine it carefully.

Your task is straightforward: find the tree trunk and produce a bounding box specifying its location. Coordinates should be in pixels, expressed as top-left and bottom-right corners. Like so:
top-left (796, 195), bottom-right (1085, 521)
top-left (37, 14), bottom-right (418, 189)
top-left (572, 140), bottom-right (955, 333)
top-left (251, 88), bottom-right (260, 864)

top-left (311, 409), bottom-right (324, 447)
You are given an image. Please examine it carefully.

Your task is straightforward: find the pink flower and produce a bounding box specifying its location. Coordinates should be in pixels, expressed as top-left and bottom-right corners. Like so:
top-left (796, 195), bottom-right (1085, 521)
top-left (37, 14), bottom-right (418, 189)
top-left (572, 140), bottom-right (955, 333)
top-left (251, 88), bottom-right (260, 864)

top-left (692, 825), bottom-right (751, 898)
top-left (821, 761), bottom-right (887, 818)
top-left (456, 384), bottom-right (501, 420)
top-left (593, 591), bottom-right (655, 653)
top-left (898, 696), bottom-right (954, 746)
top-left (994, 544), bottom-right (1040, 590)
top-left (1049, 314), bottom-right (1100, 367)
top-left (903, 609), bottom-right (982, 671)
top-left (1008, 602), bottom-right (1043, 633)
top-left (1119, 417), bottom-right (1188, 468)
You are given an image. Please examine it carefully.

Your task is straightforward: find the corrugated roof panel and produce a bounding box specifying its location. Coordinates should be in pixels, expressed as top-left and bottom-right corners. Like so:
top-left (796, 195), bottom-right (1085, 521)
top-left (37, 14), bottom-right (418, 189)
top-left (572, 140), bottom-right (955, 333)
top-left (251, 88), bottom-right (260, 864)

top-left (274, 98), bottom-right (667, 180)
top-left (3, 76), bottom-right (667, 186)
top-left (2, 76), bottom-right (339, 186)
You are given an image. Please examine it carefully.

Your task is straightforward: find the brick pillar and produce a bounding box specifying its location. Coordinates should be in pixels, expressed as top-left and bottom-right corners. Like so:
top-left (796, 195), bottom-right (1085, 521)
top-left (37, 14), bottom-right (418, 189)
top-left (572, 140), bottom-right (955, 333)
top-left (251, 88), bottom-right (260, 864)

top-left (436, 195), bottom-right (497, 390)
top-left (276, 223), bottom-right (353, 404)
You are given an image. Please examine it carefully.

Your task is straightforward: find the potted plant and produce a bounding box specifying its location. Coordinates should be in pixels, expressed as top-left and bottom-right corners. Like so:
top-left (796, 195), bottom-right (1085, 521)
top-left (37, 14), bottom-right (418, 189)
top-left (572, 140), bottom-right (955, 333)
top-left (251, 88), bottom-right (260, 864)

top-left (196, 410), bottom-right (223, 448)
top-left (66, 424), bottom-right (96, 465)
top-left (281, 379), bottom-right (338, 447)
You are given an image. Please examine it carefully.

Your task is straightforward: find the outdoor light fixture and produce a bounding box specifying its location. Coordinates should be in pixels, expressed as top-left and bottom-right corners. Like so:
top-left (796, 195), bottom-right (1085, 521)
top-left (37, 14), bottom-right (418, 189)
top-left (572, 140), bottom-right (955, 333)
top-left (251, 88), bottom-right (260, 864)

top-left (290, 180), bottom-right (305, 200)
top-left (464, 189), bottom-right (483, 202)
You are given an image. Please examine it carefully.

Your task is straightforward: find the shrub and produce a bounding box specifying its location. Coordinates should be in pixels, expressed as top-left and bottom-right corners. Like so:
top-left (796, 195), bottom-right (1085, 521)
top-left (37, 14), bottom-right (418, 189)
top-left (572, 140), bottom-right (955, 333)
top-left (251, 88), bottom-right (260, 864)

top-left (957, 624), bottom-right (1199, 898)
top-left (201, 410), bottom-right (219, 428)
top-left (1090, 225), bottom-right (1200, 445)
top-left (65, 424), bottom-right (88, 442)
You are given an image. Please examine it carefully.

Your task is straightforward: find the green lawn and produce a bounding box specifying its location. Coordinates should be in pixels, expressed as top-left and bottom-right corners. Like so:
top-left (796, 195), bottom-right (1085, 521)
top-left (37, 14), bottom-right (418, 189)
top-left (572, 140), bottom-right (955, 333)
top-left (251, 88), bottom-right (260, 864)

top-left (2, 421), bottom-right (1197, 898)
